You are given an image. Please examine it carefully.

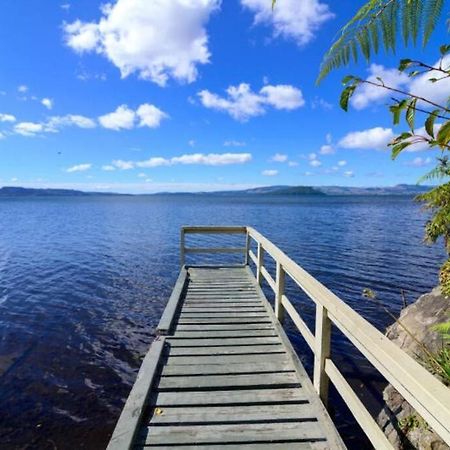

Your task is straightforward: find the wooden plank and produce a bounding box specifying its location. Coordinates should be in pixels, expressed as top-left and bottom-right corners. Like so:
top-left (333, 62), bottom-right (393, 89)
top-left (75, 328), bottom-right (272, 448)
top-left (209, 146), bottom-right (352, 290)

top-left (179, 312), bottom-right (268, 318)
top-left (168, 344), bottom-right (285, 356)
top-left (158, 372), bottom-right (299, 390)
top-left (167, 337), bottom-right (281, 346)
top-left (182, 226), bottom-right (247, 234)
top-left (106, 338), bottom-right (165, 450)
top-left (148, 404), bottom-right (316, 424)
top-left (138, 422), bottom-right (325, 446)
top-left (139, 444), bottom-right (317, 450)
top-left (325, 359), bottom-right (393, 450)
top-left (175, 323), bottom-right (275, 331)
top-left (181, 305), bottom-right (266, 311)
top-left (152, 388), bottom-right (310, 406)
top-left (156, 269), bottom-right (187, 335)
top-left (165, 353), bottom-right (290, 365)
top-left (177, 318), bottom-right (272, 324)
top-left (172, 329), bottom-right (278, 338)
top-left (185, 247), bottom-right (247, 254)
top-left (161, 362), bottom-right (293, 376)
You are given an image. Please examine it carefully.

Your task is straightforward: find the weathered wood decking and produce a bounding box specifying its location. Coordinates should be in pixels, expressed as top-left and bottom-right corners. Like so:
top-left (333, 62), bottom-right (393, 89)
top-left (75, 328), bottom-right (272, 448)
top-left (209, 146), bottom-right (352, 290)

top-left (108, 226), bottom-right (450, 450)
top-left (109, 266), bottom-right (345, 449)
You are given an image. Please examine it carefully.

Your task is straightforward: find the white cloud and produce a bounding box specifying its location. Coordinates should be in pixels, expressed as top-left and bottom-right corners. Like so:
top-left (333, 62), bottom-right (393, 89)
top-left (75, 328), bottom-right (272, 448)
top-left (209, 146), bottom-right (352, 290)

top-left (319, 144), bottom-right (334, 155)
top-left (288, 161), bottom-right (299, 167)
top-left (66, 163), bottom-right (92, 173)
top-left (271, 153), bottom-right (288, 162)
top-left (171, 152), bottom-right (252, 165)
top-left (112, 159), bottom-right (135, 170)
top-left (259, 85), bottom-right (305, 109)
top-left (64, 0), bottom-right (220, 86)
top-left (137, 104), bottom-right (168, 128)
top-left (61, 3), bottom-right (71, 10)
top-left (102, 165), bottom-right (116, 171)
top-left (188, 139), bottom-right (196, 147)
top-left (0, 132), bottom-right (5, 139)
top-left (406, 156), bottom-right (432, 167)
top-left (262, 169), bottom-right (278, 176)
top-left (111, 152), bottom-right (252, 169)
top-left (99, 105), bottom-right (136, 130)
top-left (311, 97), bottom-right (333, 110)
top-left (198, 83), bottom-right (304, 121)
top-left (409, 55), bottom-right (450, 108)
top-left (241, 0), bottom-right (334, 46)
top-left (308, 152), bottom-right (317, 160)
top-left (310, 159), bottom-right (322, 167)
top-left (337, 160), bottom-right (347, 166)
top-left (326, 133), bottom-right (332, 144)
top-left (137, 172), bottom-right (147, 178)
top-left (18, 85), bottom-right (28, 93)
top-left (47, 114), bottom-right (96, 130)
top-left (344, 170), bottom-right (354, 177)
top-left (14, 114), bottom-right (96, 137)
top-left (339, 127), bottom-right (394, 150)
top-left (14, 122), bottom-right (45, 136)
top-left (351, 57), bottom-right (450, 111)
top-left (41, 98), bottom-right (53, 110)
top-left (99, 104), bottom-right (168, 130)
top-left (0, 113), bottom-right (16, 123)
top-left (224, 140), bottom-right (246, 147)
top-left (351, 64), bottom-right (409, 110)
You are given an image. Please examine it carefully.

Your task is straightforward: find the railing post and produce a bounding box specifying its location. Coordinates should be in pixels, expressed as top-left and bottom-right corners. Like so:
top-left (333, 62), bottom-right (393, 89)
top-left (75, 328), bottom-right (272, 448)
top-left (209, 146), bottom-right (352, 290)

top-left (314, 304), bottom-right (332, 408)
top-left (180, 228), bottom-right (185, 267)
top-left (244, 230), bottom-right (250, 266)
top-left (275, 261), bottom-right (285, 323)
top-left (256, 242), bottom-right (264, 285)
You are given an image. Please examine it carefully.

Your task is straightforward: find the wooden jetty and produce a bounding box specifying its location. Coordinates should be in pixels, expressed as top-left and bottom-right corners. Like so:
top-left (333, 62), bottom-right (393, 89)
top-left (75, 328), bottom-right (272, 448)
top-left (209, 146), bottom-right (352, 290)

top-left (108, 226), bottom-right (450, 450)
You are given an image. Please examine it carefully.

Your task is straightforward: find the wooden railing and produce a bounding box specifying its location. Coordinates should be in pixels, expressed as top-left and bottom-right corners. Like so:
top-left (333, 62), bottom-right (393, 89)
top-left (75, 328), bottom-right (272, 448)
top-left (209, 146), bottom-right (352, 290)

top-left (180, 226), bottom-right (247, 267)
top-left (181, 226), bottom-right (450, 449)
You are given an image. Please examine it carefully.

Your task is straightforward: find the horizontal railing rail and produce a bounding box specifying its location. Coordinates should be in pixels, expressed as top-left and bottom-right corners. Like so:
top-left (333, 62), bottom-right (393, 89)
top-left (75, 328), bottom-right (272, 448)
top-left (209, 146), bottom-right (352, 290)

top-left (180, 226), bottom-right (248, 266)
top-left (181, 226), bottom-right (450, 449)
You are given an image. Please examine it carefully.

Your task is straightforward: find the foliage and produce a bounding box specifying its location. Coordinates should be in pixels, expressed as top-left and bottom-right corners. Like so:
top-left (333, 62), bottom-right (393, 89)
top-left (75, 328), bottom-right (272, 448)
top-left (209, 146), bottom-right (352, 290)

top-left (362, 288), bottom-right (450, 384)
top-left (277, 0), bottom-right (450, 305)
top-left (399, 413), bottom-right (429, 433)
top-left (317, 0), bottom-right (445, 83)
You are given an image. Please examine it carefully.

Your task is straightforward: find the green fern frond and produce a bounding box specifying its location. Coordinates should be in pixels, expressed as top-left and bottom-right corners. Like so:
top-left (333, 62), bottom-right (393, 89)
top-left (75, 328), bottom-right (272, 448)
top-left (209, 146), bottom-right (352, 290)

top-left (317, 0), bottom-right (444, 83)
top-left (424, 0), bottom-right (444, 45)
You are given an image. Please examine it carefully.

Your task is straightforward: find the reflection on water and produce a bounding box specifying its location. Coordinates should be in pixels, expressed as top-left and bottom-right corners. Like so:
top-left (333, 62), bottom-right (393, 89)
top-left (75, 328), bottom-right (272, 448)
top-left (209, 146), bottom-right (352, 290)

top-left (0, 195), bottom-right (444, 449)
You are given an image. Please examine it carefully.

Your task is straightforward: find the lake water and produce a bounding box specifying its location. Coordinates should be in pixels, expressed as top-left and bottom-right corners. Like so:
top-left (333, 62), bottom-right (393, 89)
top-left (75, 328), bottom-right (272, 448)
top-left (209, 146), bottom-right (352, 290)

top-left (0, 195), bottom-right (445, 449)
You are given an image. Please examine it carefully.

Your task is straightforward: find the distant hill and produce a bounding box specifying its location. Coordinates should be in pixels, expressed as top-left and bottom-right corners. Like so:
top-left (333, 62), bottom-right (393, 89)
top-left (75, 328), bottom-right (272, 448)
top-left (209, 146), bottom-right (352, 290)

top-left (0, 184), bottom-right (432, 197)
top-left (211, 185), bottom-right (325, 196)
top-left (208, 184), bottom-right (431, 196)
top-left (0, 187), bottom-right (127, 197)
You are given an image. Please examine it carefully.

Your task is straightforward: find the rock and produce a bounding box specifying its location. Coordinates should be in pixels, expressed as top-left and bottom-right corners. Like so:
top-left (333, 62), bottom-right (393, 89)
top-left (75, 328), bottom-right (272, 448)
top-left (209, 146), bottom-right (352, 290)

top-left (377, 287), bottom-right (450, 449)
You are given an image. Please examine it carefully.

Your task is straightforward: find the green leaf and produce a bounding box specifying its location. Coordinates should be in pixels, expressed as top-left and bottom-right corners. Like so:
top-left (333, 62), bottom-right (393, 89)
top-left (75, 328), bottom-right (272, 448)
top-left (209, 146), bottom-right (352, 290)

top-left (425, 110), bottom-right (439, 137)
top-left (440, 44), bottom-right (450, 55)
top-left (392, 141), bottom-right (413, 159)
top-left (340, 85), bottom-right (356, 111)
top-left (342, 75), bottom-right (356, 85)
top-left (398, 58), bottom-right (413, 71)
top-left (437, 121), bottom-right (450, 148)
top-left (406, 98), bottom-right (417, 130)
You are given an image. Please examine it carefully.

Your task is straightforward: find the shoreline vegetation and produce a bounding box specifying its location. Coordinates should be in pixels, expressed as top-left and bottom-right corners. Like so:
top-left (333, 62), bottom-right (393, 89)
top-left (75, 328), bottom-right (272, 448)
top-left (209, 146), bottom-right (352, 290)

top-left (0, 184), bottom-right (432, 198)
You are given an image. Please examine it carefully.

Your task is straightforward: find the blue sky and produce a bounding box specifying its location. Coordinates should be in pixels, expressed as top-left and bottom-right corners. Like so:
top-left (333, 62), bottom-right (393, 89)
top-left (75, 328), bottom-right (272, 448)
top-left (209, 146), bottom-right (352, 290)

top-left (0, 0), bottom-right (448, 193)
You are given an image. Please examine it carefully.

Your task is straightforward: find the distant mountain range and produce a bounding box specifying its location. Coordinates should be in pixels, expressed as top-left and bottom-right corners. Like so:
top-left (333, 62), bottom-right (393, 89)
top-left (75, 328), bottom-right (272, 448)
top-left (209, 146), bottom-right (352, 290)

top-left (0, 184), bottom-right (431, 197)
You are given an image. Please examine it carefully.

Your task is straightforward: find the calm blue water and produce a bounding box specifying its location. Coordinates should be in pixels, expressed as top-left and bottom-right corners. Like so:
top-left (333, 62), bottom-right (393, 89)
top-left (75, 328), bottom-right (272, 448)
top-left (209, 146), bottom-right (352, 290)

top-left (0, 195), bottom-right (445, 449)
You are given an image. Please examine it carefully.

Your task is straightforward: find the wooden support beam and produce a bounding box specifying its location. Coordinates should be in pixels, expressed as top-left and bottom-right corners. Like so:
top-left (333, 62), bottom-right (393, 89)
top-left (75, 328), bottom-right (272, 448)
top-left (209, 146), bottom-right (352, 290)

top-left (313, 304), bottom-right (331, 408)
top-left (275, 261), bottom-right (285, 323)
